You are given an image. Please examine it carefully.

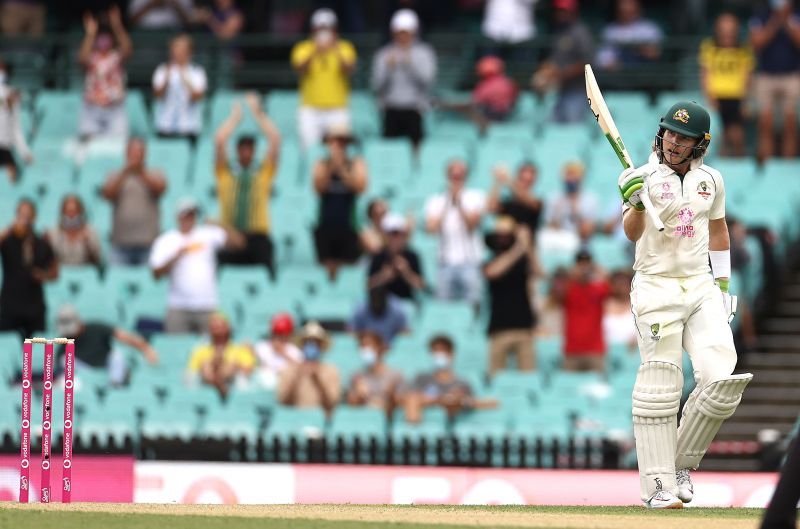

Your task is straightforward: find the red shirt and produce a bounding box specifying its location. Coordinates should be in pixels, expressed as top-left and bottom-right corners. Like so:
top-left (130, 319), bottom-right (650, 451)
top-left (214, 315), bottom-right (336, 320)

top-left (472, 74), bottom-right (517, 115)
top-left (563, 279), bottom-right (611, 356)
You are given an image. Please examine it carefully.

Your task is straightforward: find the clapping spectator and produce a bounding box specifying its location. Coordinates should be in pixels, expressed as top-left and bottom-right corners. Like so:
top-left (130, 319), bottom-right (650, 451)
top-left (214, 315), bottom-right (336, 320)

top-left (346, 331), bottom-right (403, 416)
top-left (152, 34), bottom-right (207, 144)
top-left (278, 321), bottom-right (340, 415)
top-left (349, 286), bottom-right (409, 345)
top-left (102, 137), bottom-right (167, 266)
top-left (424, 160), bottom-right (485, 306)
top-left (312, 123), bottom-right (368, 280)
top-left (0, 199), bottom-right (58, 338)
top-left (291, 8), bottom-right (357, 149)
top-left (368, 213), bottom-right (425, 301)
top-left (545, 161), bottom-right (598, 245)
top-left (0, 0), bottom-right (46, 36)
top-left (46, 195), bottom-right (102, 268)
top-left (128, 0), bottom-right (196, 30)
top-left (359, 198), bottom-right (388, 255)
top-left (196, 0), bottom-right (244, 41)
top-left (597, 0), bottom-right (662, 70)
top-left (78, 7), bottom-right (132, 141)
top-left (472, 55), bottom-right (517, 125)
top-left (0, 58), bottom-right (31, 183)
top-left (481, 0), bottom-right (538, 58)
top-left (187, 312), bottom-right (254, 398)
top-left (372, 9), bottom-right (437, 148)
top-left (149, 198), bottom-right (244, 334)
top-left (487, 162), bottom-right (543, 234)
top-left (253, 313), bottom-right (303, 389)
top-left (602, 270), bottom-right (637, 350)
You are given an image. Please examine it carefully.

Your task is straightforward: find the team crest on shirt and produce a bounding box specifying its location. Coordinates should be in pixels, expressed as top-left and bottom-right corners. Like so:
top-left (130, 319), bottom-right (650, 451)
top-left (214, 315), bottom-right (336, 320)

top-left (660, 182), bottom-right (674, 200)
top-left (697, 181), bottom-right (711, 200)
top-left (675, 207), bottom-right (695, 238)
top-left (673, 108), bottom-right (690, 123)
top-left (650, 323), bottom-right (661, 342)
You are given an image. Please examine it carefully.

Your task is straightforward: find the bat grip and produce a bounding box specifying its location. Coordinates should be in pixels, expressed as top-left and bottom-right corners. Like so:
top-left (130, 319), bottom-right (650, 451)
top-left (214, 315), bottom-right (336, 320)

top-left (639, 192), bottom-right (665, 231)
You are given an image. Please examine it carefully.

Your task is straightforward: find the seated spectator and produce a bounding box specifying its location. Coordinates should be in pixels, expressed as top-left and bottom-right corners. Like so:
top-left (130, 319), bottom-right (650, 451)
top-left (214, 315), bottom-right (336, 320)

top-left (602, 270), bottom-right (637, 350)
top-left (0, 58), bottom-right (32, 183)
top-left (278, 321), bottom-right (340, 415)
top-left (368, 213), bottom-right (425, 301)
top-left (0, 199), bottom-right (58, 338)
top-left (196, 0), bottom-right (244, 41)
top-left (372, 9), bottom-right (437, 148)
top-left (253, 312), bottom-right (303, 389)
top-left (312, 123), bottom-right (368, 280)
top-left (78, 7), bottom-right (132, 140)
top-left (291, 8), bottom-right (357, 149)
top-left (46, 194), bottom-right (102, 268)
top-left (149, 198), bottom-right (243, 334)
top-left (359, 198), bottom-right (389, 255)
top-left (483, 217), bottom-right (538, 376)
top-left (102, 137), bottom-right (167, 266)
top-left (128, 0), bottom-right (196, 30)
top-left (350, 285), bottom-right (409, 345)
top-left (487, 162), bottom-right (543, 234)
top-left (597, 0), bottom-right (662, 70)
top-left (346, 331), bottom-right (403, 416)
top-left (56, 304), bottom-right (159, 387)
top-left (152, 34), bottom-right (207, 144)
top-left (187, 312), bottom-right (254, 398)
top-left (472, 55), bottom-right (517, 124)
top-left (544, 161), bottom-right (598, 249)
top-left (424, 160), bottom-right (485, 306)
top-left (698, 13), bottom-right (753, 158)
top-left (0, 0), bottom-right (46, 36)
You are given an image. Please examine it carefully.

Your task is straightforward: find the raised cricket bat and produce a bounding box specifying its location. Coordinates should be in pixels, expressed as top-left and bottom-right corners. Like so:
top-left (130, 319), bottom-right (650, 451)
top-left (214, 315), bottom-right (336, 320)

top-left (585, 64), bottom-right (664, 231)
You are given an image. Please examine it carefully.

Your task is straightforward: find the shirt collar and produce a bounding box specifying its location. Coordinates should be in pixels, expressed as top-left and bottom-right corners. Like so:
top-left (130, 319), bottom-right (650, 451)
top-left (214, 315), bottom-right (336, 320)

top-left (648, 151), bottom-right (704, 177)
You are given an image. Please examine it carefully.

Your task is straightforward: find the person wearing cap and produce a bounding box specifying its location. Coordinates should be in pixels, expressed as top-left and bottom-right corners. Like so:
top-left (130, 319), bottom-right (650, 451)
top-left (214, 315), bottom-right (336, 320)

top-left (278, 321), bottom-right (340, 415)
top-left (371, 9), bottom-right (437, 148)
top-left (149, 197), bottom-right (244, 334)
top-left (55, 304), bottom-right (159, 387)
top-left (349, 285), bottom-right (409, 346)
top-left (545, 161), bottom-right (598, 244)
top-left (253, 312), bottom-right (303, 389)
top-left (214, 92), bottom-right (281, 279)
top-left (368, 212), bottom-right (424, 301)
top-left (187, 312), bottom-right (254, 398)
top-left (291, 8), bottom-right (357, 150)
top-left (346, 331), bottom-right (403, 416)
top-left (312, 122), bottom-right (368, 280)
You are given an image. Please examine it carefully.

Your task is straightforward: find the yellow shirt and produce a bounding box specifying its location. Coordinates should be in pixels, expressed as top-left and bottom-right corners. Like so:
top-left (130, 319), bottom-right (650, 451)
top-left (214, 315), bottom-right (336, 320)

top-left (290, 39), bottom-right (356, 108)
top-left (187, 343), bottom-right (255, 373)
top-left (698, 39), bottom-right (754, 99)
top-left (216, 160), bottom-right (275, 235)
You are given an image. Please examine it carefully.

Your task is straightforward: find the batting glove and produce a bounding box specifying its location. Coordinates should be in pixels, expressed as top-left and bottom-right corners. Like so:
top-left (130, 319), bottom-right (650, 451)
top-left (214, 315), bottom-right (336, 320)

top-left (716, 279), bottom-right (738, 324)
top-left (618, 168), bottom-right (647, 211)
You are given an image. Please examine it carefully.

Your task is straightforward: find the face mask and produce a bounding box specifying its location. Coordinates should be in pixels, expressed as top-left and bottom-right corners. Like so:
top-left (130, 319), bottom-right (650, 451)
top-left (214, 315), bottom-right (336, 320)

top-left (360, 347), bottom-right (377, 367)
top-left (432, 352), bottom-right (451, 370)
top-left (61, 215), bottom-right (85, 230)
top-left (303, 342), bottom-right (322, 362)
top-left (565, 181), bottom-right (580, 194)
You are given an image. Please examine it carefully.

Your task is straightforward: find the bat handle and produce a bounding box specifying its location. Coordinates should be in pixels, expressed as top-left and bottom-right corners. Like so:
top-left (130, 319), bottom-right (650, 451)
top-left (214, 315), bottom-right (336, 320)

top-left (639, 192), bottom-right (665, 231)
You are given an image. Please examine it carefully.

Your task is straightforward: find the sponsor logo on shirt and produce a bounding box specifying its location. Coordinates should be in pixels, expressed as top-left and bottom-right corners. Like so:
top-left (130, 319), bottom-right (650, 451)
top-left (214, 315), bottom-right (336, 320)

top-left (675, 207), bottom-right (695, 238)
top-left (697, 180), bottom-right (711, 200)
top-left (660, 182), bottom-right (674, 200)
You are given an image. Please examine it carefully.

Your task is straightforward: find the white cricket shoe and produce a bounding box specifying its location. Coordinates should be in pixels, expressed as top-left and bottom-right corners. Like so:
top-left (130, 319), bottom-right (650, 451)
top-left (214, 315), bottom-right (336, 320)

top-left (645, 491), bottom-right (684, 509)
top-left (676, 468), bottom-right (693, 503)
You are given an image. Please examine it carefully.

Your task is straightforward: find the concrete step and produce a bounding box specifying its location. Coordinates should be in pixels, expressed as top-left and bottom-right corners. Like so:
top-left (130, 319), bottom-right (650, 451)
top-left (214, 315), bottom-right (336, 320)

top-left (744, 353), bottom-right (800, 368)
top-left (747, 370), bottom-right (800, 385)
top-left (756, 335), bottom-right (800, 350)
top-left (778, 284), bottom-right (800, 300)
top-left (775, 302), bottom-right (800, 316)
top-left (736, 404), bottom-right (800, 421)
top-left (746, 386), bottom-right (800, 402)
top-left (762, 318), bottom-right (800, 333)
top-left (718, 421), bottom-right (794, 437)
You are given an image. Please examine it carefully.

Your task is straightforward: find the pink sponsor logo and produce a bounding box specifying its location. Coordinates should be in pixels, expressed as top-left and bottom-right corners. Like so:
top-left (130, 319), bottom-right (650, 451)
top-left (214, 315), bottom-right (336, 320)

top-left (659, 182), bottom-right (674, 200)
top-left (675, 207), bottom-right (695, 238)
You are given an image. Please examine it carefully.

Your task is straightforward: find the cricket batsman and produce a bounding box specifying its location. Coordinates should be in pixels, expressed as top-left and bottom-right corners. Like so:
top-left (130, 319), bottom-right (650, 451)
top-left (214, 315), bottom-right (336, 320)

top-left (618, 101), bottom-right (753, 508)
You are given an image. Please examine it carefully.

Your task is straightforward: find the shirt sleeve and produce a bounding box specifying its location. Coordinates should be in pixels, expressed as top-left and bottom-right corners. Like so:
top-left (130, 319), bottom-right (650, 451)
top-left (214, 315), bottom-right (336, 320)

top-left (148, 234), bottom-right (172, 269)
top-left (339, 41), bottom-right (357, 65)
top-left (710, 175), bottom-right (726, 220)
top-left (152, 64), bottom-right (167, 89)
top-left (290, 41), bottom-right (313, 68)
top-left (193, 66), bottom-right (208, 93)
top-left (187, 346), bottom-right (206, 372)
top-left (424, 195), bottom-right (443, 222)
top-left (236, 346), bottom-right (256, 370)
top-left (207, 225), bottom-right (227, 250)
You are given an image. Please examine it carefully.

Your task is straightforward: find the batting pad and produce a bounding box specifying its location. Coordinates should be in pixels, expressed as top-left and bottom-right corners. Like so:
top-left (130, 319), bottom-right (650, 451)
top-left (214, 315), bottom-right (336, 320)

top-left (632, 361), bottom-right (683, 501)
top-left (675, 373), bottom-right (753, 470)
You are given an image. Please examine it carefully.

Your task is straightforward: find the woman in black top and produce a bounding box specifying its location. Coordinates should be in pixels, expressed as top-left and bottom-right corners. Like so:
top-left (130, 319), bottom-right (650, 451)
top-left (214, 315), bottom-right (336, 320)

top-left (486, 161), bottom-right (543, 233)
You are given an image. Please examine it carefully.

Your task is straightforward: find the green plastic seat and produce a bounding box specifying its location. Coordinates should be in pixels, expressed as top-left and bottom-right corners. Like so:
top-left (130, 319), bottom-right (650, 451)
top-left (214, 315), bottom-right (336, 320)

top-left (453, 408), bottom-right (509, 466)
top-left (199, 405), bottom-right (261, 443)
top-left (419, 300), bottom-right (476, 334)
top-left (417, 138), bottom-right (470, 181)
top-left (363, 138), bottom-right (414, 196)
top-left (264, 406), bottom-right (326, 462)
top-left (491, 370), bottom-right (543, 405)
top-left (219, 266), bottom-right (273, 299)
top-left (546, 371), bottom-right (605, 396)
top-left (76, 393), bottom-right (137, 449)
top-left (535, 336), bottom-right (563, 375)
top-left (0, 332), bottom-right (21, 384)
top-left (391, 407), bottom-right (447, 465)
top-left (149, 333), bottom-right (202, 370)
top-left (140, 402), bottom-right (198, 442)
top-left (327, 405), bottom-right (388, 463)
top-left (35, 91), bottom-right (82, 140)
top-left (148, 138), bottom-right (191, 183)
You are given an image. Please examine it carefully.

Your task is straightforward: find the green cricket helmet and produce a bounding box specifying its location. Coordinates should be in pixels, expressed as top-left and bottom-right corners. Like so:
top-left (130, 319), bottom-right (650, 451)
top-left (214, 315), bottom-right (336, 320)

top-left (654, 100), bottom-right (712, 164)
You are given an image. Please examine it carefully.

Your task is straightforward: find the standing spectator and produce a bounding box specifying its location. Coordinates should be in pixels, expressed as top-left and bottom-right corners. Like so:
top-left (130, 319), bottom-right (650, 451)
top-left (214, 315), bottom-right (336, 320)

top-left (749, 1), bottom-right (800, 161)
top-left (149, 198), bottom-right (243, 334)
top-left (0, 199), bottom-right (58, 338)
top-left (55, 304), bottom-right (159, 387)
top-left (102, 137), bottom-right (167, 266)
top-left (0, 58), bottom-right (31, 183)
top-left (349, 286), bottom-right (409, 345)
top-left (290, 8), bottom-right (357, 149)
top-left (531, 0), bottom-right (594, 123)
top-left (424, 159), bottom-right (485, 305)
top-left (536, 267), bottom-right (567, 337)
top-left (346, 331), bottom-right (403, 416)
top-left (0, 0), bottom-right (46, 36)
top-left (253, 312), bottom-right (303, 389)
top-left (368, 213), bottom-right (425, 301)
top-left (483, 217), bottom-right (538, 377)
top-left (487, 162), bottom-right (543, 234)
top-left (215, 94), bottom-right (281, 279)
top-left (372, 9), bottom-right (437, 149)
top-left (359, 198), bottom-right (389, 256)
top-left (545, 161), bottom-right (598, 243)
top-left (602, 269), bottom-right (637, 350)
top-left (187, 312), bottom-right (254, 398)
top-left (481, 0), bottom-right (538, 59)
top-left (128, 0), bottom-right (196, 30)
top-left (77, 7), bottom-right (132, 141)
top-left (152, 34), bottom-right (207, 144)
top-left (700, 13), bottom-right (754, 157)
top-left (278, 321), bottom-right (340, 415)
top-left (472, 55), bottom-right (518, 125)
top-left (312, 123), bottom-right (367, 280)
top-left (597, 0), bottom-right (663, 70)
top-left (196, 0), bottom-right (244, 41)
top-left (46, 194), bottom-right (103, 268)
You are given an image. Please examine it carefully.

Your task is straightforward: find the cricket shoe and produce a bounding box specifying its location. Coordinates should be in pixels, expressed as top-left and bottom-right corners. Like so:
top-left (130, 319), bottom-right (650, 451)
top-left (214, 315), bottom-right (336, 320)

top-left (676, 468), bottom-right (693, 503)
top-left (645, 491), bottom-right (684, 509)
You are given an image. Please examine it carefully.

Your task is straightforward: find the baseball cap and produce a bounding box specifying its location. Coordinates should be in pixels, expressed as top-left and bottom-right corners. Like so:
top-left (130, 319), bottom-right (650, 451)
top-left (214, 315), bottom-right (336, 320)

top-left (381, 212), bottom-right (408, 233)
top-left (271, 313), bottom-right (295, 337)
top-left (575, 249), bottom-right (593, 263)
top-left (390, 9), bottom-right (419, 33)
top-left (175, 197), bottom-right (199, 217)
top-left (311, 8), bottom-right (337, 29)
top-left (553, 0), bottom-right (578, 11)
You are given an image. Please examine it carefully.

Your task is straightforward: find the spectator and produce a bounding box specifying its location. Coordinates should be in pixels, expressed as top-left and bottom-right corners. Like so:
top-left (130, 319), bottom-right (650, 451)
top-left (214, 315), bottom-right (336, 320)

top-left (46, 194), bottom-right (102, 268)
top-left (253, 312), bottom-right (303, 389)
top-left (349, 285), bottom-right (409, 345)
top-left (187, 312), bottom-right (254, 398)
top-left (0, 0), bottom-right (46, 36)
top-left (0, 199), bottom-right (58, 338)
top-left (750, 0), bottom-right (800, 160)
top-left (545, 161), bottom-right (598, 244)
top-left (483, 217), bottom-right (538, 377)
top-left (278, 321), bottom-right (340, 415)
top-left (102, 137), bottom-right (167, 266)
top-left (536, 267), bottom-right (567, 337)
top-left (602, 270), bottom-right (637, 350)
top-left (424, 159), bottom-right (485, 305)
top-left (152, 34), bottom-right (207, 144)
top-left (372, 9), bottom-right (437, 148)
top-left (196, 0), bottom-right (244, 41)
top-left (699, 13), bottom-right (754, 157)
top-left (77, 7), bottom-right (132, 141)
top-left (128, 0), bottom-right (196, 30)
top-left (291, 8), bottom-right (357, 149)
top-left (346, 330), bottom-right (403, 416)
top-left (149, 198), bottom-right (243, 334)
top-left (481, 0), bottom-right (538, 58)
top-left (597, 0), bottom-right (663, 70)
top-left (472, 55), bottom-right (518, 125)
top-left (55, 305), bottom-right (159, 387)
top-left (359, 198), bottom-right (389, 255)
top-left (487, 162), bottom-right (543, 234)
top-left (312, 123), bottom-right (367, 280)
top-left (531, 0), bottom-right (594, 123)
top-left (368, 213), bottom-right (424, 302)
top-left (0, 58), bottom-right (31, 183)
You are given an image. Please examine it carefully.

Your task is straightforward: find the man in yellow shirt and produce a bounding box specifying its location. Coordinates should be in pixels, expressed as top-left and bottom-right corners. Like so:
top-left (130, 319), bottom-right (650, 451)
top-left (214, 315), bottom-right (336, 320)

top-left (290, 8), bottom-right (357, 149)
top-left (187, 313), bottom-right (254, 397)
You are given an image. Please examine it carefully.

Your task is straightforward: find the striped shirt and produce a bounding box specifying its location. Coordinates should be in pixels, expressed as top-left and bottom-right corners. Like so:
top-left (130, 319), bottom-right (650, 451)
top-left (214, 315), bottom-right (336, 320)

top-left (216, 160), bottom-right (275, 235)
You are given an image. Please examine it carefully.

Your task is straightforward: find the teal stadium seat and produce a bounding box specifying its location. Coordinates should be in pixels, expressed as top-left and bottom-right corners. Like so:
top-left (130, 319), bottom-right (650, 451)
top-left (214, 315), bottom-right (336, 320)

top-left (391, 407), bottom-right (447, 465)
top-left (453, 408), bottom-right (509, 466)
top-left (265, 406), bottom-right (326, 462)
top-left (35, 91), bottom-right (82, 140)
top-left (363, 138), bottom-right (414, 197)
top-left (327, 406), bottom-right (388, 463)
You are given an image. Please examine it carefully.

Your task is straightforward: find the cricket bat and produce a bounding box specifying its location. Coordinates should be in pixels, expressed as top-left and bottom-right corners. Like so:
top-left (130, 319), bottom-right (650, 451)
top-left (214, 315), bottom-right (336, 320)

top-left (585, 64), bottom-right (664, 232)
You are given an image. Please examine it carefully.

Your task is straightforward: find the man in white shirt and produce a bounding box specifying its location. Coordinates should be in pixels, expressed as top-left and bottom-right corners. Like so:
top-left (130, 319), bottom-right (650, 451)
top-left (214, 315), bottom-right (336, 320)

top-left (424, 160), bottom-right (485, 305)
top-left (129, 0), bottom-right (195, 30)
top-left (0, 63), bottom-right (31, 182)
top-left (482, 0), bottom-right (537, 45)
top-left (544, 161), bottom-right (598, 246)
top-left (149, 197), bottom-right (243, 334)
top-left (253, 312), bottom-right (303, 389)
